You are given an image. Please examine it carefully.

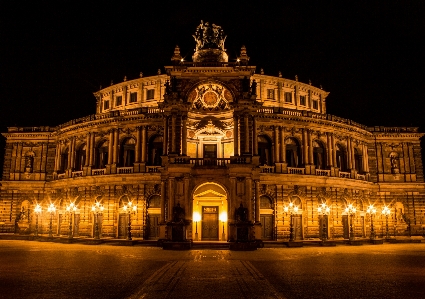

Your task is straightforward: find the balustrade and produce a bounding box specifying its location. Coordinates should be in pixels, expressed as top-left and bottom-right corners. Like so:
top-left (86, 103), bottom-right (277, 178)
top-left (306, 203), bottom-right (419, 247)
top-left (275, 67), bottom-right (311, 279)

top-left (146, 166), bottom-right (161, 173)
top-left (288, 167), bottom-right (305, 174)
top-left (71, 171), bottom-right (83, 178)
top-left (315, 169), bottom-right (330, 176)
top-left (259, 165), bottom-right (275, 173)
top-left (117, 167), bottom-right (133, 174)
top-left (339, 171), bottom-right (351, 178)
top-left (92, 169), bottom-right (106, 176)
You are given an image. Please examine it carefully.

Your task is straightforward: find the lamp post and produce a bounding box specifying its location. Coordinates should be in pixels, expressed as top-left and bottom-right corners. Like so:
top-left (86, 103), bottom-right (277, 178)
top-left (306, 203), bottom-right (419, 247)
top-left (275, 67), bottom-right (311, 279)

top-left (91, 202), bottom-right (104, 240)
top-left (345, 204), bottom-right (356, 241)
top-left (366, 205), bottom-right (377, 240)
top-left (382, 206), bottom-right (391, 240)
top-left (317, 203), bottom-right (330, 241)
top-left (123, 201), bottom-right (137, 240)
top-left (193, 211), bottom-right (201, 241)
top-left (219, 211), bottom-right (227, 241)
top-left (66, 202), bottom-right (77, 239)
top-left (284, 202), bottom-right (299, 242)
top-left (47, 203), bottom-right (56, 239)
top-left (34, 204), bottom-right (42, 238)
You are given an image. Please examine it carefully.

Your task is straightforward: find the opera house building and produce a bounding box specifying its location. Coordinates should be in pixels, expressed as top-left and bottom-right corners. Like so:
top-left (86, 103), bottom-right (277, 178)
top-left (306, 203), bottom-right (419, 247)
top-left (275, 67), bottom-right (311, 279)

top-left (1, 22), bottom-right (424, 245)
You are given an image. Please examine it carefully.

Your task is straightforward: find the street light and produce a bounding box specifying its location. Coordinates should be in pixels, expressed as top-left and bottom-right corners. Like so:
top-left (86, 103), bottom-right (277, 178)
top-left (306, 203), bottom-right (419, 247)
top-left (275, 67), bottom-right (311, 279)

top-left (47, 203), bottom-right (56, 239)
top-left (345, 203), bottom-right (356, 241)
top-left (317, 203), bottom-right (330, 241)
top-left (381, 206), bottom-right (391, 240)
top-left (91, 201), bottom-right (104, 239)
top-left (193, 211), bottom-right (201, 241)
top-left (123, 201), bottom-right (137, 240)
top-left (284, 202), bottom-right (299, 242)
top-left (34, 204), bottom-right (42, 238)
top-left (366, 205), bottom-right (377, 240)
top-left (219, 211), bottom-right (227, 241)
top-left (66, 202), bottom-right (77, 239)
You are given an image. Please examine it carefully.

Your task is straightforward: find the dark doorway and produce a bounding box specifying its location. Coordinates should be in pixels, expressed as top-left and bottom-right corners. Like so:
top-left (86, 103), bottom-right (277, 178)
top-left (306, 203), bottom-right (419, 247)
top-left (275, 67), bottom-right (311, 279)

top-left (260, 215), bottom-right (273, 240)
top-left (202, 206), bottom-right (219, 241)
top-left (148, 214), bottom-right (160, 240)
top-left (203, 144), bottom-right (217, 158)
top-left (342, 215), bottom-right (349, 239)
top-left (293, 215), bottom-right (303, 240)
top-left (118, 214), bottom-right (127, 239)
top-left (319, 215), bottom-right (329, 239)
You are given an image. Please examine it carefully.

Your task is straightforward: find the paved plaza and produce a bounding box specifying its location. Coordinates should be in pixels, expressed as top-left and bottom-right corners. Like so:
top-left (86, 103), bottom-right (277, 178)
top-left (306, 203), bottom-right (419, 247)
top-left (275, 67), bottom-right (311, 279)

top-left (0, 241), bottom-right (424, 298)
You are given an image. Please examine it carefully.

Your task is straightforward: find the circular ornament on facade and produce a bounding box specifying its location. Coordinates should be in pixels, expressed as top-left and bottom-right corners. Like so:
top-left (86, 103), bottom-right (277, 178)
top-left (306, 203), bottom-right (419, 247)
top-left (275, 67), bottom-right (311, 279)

top-left (226, 130), bottom-right (233, 138)
top-left (188, 90), bottom-right (197, 103)
top-left (224, 89), bottom-right (233, 102)
top-left (203, 91), bottom-right (218, 106)
top-left (188, 130), bottom-right (196, 138)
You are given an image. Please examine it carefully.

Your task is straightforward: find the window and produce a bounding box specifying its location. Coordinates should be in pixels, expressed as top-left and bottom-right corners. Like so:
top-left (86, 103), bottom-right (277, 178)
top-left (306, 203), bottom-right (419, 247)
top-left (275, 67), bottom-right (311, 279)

top-left (147, 89), bottom-right (155, 100)
top-left (284, 92), bottom-right (292, 103)
top-left (103, 100), bottom-right (109, 110)
top-left (129, 92), bottom-right (137, 103)
top-left (267, 89), bottom-right (275, 100)
top-left (300, 95), bottom-right (306, 106)
top-left (116, 96), bottom-right (122, 106)
top-left (312, 100), bottom-right (318, 110)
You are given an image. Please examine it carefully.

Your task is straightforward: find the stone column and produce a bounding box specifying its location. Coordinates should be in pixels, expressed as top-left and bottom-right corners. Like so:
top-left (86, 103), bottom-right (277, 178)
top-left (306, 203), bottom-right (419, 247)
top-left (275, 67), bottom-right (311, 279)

top-left (274, 126), bottom-right (279, 163)
top-left (302, 129), bottom-right (308, 166)
top-left (253, 117), bottom-right (258, 155)
top-left (171, 115), bottom-right (176, 154)
top-left (108, 130), bottom-right (113, 165)
top-left (255, 180), bottom-right (260, 223)
top-left (182, 117), bottom-right (187, 156)
top-left (141, 126), bottom-right (147, 163)
top-left (89, 133), bottom-right (95, 166)
top-left (54, 142), bottom-right (61, 173)
top-left (347, 138), bottom-right (352, 170)
top-left (327, 133), bottom-right (333, 167)
top-left (85, 133), bottom-right (90, 167)
top-left (135, 127), bottom-right (141, 163)
top-left (308, 129), bottom-right (313, 164)
top-left (363, 143), bottom-right (369, 173)
top-left (280, 126), bottom-right (286, 162)
top-left (163, 116), bottom-right (168, 156)
top-left (233, 115), bottom-right (239, 156)
top-left (331, 134), bottom-right (336, 167)
top-left (244, 115), bottom-right (249, 154)
top-left (160, 181), bottom-right (166, 223)
top-left (113, 129), bottom-right (119, 164)
top-left (168, 178), bottom-right (175, 221)
top-left (246, 178), bottom-right (253, 222)
top-left (69, 137), bottom-right (75, 170)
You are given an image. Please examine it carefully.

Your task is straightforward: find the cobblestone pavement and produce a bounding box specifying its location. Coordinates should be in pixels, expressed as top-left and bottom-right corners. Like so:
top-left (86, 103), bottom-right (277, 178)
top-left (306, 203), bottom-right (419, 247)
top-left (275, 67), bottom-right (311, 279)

top-left (1, 241), bottom-right (425, 299)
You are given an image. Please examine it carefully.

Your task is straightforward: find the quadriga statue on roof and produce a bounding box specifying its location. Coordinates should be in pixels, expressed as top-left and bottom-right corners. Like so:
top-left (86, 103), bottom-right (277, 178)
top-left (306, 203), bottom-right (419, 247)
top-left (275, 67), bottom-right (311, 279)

top-left (193, 20), bottom-right (227, 51)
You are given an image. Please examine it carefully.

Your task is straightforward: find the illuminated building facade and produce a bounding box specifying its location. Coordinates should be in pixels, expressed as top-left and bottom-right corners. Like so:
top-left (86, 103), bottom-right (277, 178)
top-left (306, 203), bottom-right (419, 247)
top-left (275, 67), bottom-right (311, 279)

top-left (1, 22), bottom-right (424, 242)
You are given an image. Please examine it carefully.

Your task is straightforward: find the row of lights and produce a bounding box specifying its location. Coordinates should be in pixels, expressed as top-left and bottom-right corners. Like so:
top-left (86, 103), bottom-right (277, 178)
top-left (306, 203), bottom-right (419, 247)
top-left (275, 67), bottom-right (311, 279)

top-left (283, 202), bottom-right (392, 242)
top-left (32, 201), bottom-right (137, 240)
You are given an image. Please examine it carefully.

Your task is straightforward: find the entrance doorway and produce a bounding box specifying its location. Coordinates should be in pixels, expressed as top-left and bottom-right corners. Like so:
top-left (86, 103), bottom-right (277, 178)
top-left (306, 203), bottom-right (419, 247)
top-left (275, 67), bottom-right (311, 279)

top-left (203, 144), bottom-right (217, 158)
top-left (319, 215), bottom-right (329, 239)
top-left (293, 215), bottom-right (303, 240)
top-left (260, 215), bottom-right (273, 240)
top-left (118, 214), bottom-right (127, 238)
top-left (148, 214), bottom-right (160, 239)
top-left (202, 206), bottom-right (219, 241)
top-left (342, 215), bottom-right (349, 239)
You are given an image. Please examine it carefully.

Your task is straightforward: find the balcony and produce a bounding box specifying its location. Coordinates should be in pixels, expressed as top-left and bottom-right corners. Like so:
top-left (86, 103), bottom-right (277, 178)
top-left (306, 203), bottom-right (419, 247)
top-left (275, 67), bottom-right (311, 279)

top-left (71, 171), bottom-right (83, 178)
top-left (259, 165), bottom-right (275, 173)
top-left (117, 167), bottom-right (133, 174)
top-left (288, 167), bottom-right (305, 175)
top-left (92, 169), bottom-right (105, 176)
top-left (315, 169), bottom-right (330, 176)
top-left (339, 171), bottom-right (351, 179)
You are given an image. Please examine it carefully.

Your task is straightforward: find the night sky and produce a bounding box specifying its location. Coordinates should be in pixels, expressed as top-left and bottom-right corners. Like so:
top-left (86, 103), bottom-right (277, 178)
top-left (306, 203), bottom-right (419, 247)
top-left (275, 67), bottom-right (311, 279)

top-left (1, 1), bottom-right (424, 170)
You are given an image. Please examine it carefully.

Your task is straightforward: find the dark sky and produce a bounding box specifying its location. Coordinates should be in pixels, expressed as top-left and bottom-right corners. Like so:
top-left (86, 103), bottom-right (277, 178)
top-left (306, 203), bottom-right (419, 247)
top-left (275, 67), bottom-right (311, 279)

top-left (0, 2), bottom-right (424, 153)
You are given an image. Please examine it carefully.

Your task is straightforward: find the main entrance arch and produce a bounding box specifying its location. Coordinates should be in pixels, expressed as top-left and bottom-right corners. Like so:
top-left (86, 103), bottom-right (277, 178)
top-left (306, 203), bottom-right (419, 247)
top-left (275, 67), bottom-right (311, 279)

top-left (192, 182), bottom-right (228, 241)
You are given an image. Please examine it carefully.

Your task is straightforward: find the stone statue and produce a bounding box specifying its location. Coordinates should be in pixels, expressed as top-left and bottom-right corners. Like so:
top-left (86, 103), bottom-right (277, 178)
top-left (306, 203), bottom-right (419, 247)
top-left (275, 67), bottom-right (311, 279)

top-left (236, 203), bottom-right (248, 222)
top-left (172, 203), bottom-right (185, 222)
top-left (192, 20), bottom-right (227, 51)
top-left (251, 80), bottom-right (257, 96)
top-left (164, 80), bottom-right (171, 95)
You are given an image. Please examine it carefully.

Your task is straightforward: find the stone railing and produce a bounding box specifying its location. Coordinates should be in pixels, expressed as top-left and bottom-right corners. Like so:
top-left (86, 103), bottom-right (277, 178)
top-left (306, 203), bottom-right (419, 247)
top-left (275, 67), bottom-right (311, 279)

top-left (339, 171), bottom-right (351, 179)
top-left (190, 158), bottom-right (230, 166)
top-left (146, 166), bottom-right (161, 173)
top-left (356, 174), bottom-right (366, 180)
top-left (117, 167), bottom-right (133, 174)
top-left (71, 171), bottom-right (83, 178)
top-left (92, 169), bottom-right (106, 176)
top-left (288, 167), bottom-right (305, 174)
top-left (259, 165), bottom-right (275, 173)
top-left (315, 169), bottom-right (330, 176)
top-left (57, 173), bottom-right (66, 179)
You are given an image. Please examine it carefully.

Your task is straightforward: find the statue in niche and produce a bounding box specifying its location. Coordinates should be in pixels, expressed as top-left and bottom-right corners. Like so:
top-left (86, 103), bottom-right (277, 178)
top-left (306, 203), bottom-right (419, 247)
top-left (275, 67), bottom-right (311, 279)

top-left (164, 80), bottom-right (171, 95)
top-left (236, 203), bottom-right (248, 222)
top-left (172, 203), bottom-right (185, 222)
top-left (250, 80), bottom-right (257, 96)
top-left (390, 155), bottom-right (399, 174)
top-left (24, 155), bottom-right (33, 173)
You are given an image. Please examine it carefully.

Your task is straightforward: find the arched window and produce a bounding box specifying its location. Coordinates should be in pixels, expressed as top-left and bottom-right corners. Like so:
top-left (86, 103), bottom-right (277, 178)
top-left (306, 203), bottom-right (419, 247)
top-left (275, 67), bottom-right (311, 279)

top-left (354, 148), bottom-right (363, 173)
top-left (286, 138), bottom-right (301, 167)
top-left (336, 144), bottom-right (347, 171)
top-left (258, 135), bottom-right (272, 166)
top-left (95, 140), bottom-right (108, 169)
top-left (120, 138), bottom-right (135, 167)
top-left (148, 195), bottom-right (161, 208)
top-left (313, 140), bottom-right (326, 170)
top-left (148, 135), bottom-right (163, 166)
top-left (75, 144), bottom-right (86, 171)
top-left (260, 196), bottom-right (273, 209)
top-left (60, 148), bottom-right (69, 173)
